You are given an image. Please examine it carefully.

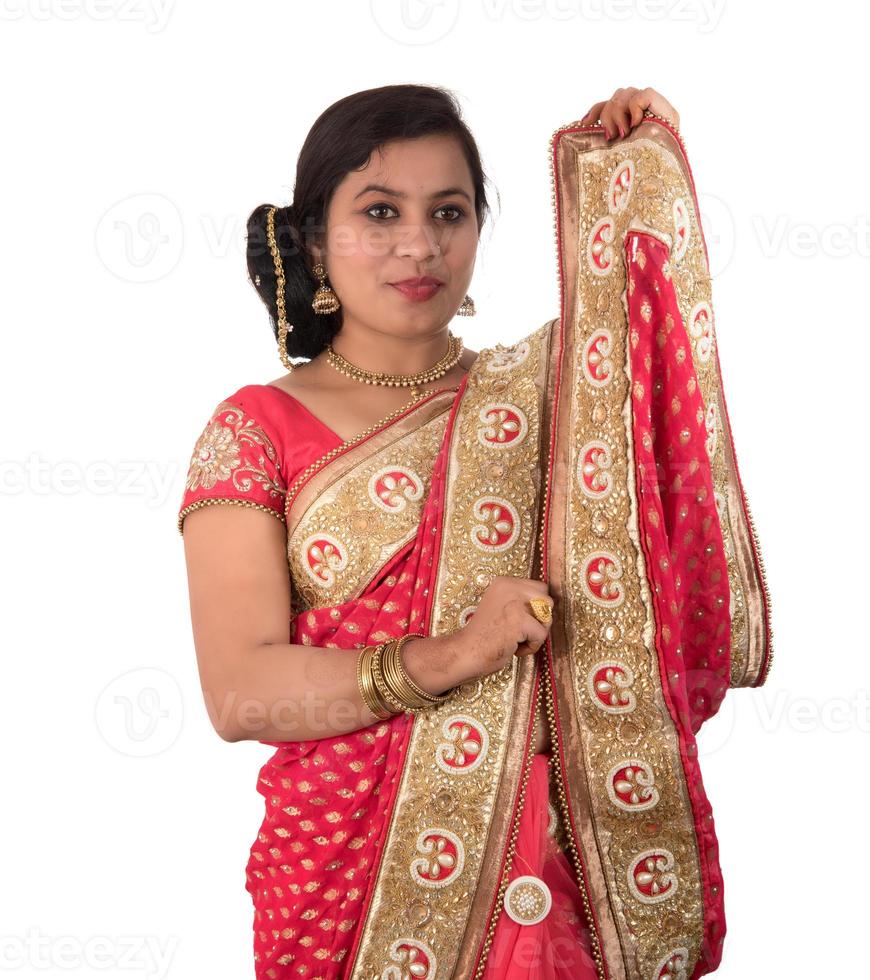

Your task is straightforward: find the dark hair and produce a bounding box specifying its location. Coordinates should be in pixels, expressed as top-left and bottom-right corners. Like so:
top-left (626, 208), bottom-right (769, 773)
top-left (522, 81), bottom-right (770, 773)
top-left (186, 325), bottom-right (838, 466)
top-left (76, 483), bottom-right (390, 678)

top-left (245, 84), bottom-right (495, 362)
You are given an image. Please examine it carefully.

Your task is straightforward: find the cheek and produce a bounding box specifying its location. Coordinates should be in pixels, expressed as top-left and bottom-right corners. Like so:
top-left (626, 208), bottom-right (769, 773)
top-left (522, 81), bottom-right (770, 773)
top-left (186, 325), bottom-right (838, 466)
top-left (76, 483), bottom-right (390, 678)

top-left (329, 222), bottom-right (392, 267)
top-left (445, 234), bottom-right (477, 282)
top-left (327, 239), bottom-right (386, 299)
top-left (445, 223), bottom-right (477, 260)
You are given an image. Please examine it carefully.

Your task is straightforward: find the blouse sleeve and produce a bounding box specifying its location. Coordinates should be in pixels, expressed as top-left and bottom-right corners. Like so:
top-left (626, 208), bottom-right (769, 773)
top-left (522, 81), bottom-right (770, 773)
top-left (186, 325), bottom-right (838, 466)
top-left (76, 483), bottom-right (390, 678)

top-left (176, 392), bottom-right (288, 536)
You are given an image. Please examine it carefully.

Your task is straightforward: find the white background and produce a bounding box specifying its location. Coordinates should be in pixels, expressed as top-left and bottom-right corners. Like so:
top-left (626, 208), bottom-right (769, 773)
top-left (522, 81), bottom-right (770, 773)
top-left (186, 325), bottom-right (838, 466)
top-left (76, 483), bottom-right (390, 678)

top-left (2, 1), bottom-right (860, 977)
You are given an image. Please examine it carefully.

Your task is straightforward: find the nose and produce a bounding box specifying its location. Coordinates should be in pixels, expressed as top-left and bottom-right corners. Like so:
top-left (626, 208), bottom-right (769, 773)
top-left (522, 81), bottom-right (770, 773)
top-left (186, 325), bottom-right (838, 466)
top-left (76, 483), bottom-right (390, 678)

top-left (395, 221), bottom-right (441, 260)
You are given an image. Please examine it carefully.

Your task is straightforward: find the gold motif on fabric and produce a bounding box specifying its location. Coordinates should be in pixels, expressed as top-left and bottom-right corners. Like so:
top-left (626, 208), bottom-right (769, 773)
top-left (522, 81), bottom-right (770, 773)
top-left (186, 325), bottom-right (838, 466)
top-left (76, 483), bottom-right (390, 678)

top-left (286, 415), bottom-right (448, 611)
top-left (347, 322), bottom-right (553, 980)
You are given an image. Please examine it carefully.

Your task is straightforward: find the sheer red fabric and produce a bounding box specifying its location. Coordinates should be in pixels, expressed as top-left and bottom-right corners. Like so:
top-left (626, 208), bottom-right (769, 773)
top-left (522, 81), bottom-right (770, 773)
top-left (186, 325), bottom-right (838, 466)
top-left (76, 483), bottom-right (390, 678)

top-left (624, 231), bottom-right (729, 966)
top-left (481, 754), bottom-right (598, 980)
top-left (625, 232), bottom-right (732, 737)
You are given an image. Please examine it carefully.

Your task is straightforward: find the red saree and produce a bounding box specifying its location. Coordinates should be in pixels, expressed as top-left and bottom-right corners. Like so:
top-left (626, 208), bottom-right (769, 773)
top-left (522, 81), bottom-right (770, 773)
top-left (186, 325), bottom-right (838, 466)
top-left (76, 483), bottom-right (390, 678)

top-left (177, 116), bottom-right (772, 979)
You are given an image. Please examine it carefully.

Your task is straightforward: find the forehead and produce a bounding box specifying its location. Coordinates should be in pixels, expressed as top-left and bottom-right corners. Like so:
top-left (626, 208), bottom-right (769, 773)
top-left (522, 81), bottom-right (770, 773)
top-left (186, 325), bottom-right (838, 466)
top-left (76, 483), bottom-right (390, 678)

top-left (336, 134), bottom-right (473, 197)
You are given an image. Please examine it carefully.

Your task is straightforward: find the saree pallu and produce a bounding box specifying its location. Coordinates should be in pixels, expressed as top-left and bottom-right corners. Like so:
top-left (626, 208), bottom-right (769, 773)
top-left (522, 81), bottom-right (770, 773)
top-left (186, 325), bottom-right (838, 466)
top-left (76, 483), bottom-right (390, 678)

top-left (182, 116), bottom-right (772, 979)
top-left (480, 754), bottom-right (599, 979)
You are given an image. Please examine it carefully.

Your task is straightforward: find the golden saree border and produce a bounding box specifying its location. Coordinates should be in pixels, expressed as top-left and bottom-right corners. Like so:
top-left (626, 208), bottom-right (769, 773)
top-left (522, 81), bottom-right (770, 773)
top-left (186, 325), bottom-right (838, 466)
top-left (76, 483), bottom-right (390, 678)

top-left (347, 321), bottom-right (555, 980)
top-left (285, 389), bottom-right (456, 614)
top-left (564, 119), bottom-right (770, 690)
top-left (543, 118), bottom-right (772, 979)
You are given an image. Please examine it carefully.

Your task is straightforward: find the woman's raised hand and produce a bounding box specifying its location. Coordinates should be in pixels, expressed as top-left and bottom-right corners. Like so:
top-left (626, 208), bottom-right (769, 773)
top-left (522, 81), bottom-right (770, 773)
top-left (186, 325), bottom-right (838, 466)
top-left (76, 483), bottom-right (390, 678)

top-left (579, 86), bottom-right (680, 140)
top-left (452, 575), bottom-right (554, 680)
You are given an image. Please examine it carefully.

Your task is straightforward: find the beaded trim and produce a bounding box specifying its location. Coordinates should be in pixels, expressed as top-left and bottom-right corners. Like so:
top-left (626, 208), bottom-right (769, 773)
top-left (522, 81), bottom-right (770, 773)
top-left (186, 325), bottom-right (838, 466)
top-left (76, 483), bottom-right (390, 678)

top-left (177, 497), bottom-right (287, 536)
top-left (283, 386), bottom-right (460, 512)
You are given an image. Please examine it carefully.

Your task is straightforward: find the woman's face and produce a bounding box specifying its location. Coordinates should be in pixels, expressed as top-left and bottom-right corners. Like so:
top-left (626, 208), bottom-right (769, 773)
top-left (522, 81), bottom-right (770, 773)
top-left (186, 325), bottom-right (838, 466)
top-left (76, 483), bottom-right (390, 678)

top-left (313, 134), bottom-right (479, 340)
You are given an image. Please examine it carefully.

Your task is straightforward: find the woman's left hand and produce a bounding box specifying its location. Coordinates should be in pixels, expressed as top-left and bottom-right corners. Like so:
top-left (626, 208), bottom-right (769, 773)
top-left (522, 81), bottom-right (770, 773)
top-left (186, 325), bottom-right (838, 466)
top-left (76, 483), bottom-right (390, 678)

top-left (579, 87), bottom-right (680, 140)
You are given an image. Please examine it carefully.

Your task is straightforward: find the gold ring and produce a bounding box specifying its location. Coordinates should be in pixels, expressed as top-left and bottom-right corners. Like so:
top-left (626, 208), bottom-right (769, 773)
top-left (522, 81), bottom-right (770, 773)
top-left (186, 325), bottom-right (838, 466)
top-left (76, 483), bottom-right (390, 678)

top-left (528, 598), bottom-right (553, 624)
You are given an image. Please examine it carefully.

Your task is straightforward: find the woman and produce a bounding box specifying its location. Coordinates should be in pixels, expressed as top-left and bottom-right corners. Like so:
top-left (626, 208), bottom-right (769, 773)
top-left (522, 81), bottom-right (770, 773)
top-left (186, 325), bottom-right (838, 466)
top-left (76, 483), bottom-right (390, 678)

top-left (177, 85), bottom-right (772, 980)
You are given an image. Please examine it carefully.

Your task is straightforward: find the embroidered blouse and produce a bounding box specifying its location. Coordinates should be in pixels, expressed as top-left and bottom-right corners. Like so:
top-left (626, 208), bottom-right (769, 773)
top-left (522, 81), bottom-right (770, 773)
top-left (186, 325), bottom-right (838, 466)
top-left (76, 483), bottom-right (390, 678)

top-left (177, 384), bottom-right (344, 535)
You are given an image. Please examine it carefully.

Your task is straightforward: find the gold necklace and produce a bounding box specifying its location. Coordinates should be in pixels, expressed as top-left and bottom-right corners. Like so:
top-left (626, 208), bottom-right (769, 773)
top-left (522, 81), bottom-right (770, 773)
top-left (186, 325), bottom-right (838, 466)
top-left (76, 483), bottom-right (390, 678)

top-left (325, 330), bottom-right (464, 398)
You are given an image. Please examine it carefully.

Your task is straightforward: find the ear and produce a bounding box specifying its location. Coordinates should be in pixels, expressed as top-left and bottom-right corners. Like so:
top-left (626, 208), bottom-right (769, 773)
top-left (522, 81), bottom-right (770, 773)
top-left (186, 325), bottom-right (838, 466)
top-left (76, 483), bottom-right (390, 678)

top-left (308, 242), bottom-right (324, 268)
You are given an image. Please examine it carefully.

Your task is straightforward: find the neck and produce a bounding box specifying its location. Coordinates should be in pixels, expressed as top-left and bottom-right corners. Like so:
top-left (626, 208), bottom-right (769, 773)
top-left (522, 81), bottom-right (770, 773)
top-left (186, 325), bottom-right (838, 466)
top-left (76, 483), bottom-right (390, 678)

top-left (327, 321), bottom-right (455, 377)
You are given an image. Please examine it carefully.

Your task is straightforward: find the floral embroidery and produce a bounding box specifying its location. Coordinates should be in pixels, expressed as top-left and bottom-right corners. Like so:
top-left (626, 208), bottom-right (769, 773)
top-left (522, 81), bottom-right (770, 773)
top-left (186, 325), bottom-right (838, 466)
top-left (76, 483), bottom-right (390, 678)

top-left (186, 418), bottom-right (240, 491)
top-left (628, 848), bottom-right (679, 904)
top-left (184, 401), bottom-right (286, 501)
top-left (434, 715), bottom-right (490, 774)
top-left (469, 496), bottom-right (520, 552)
top-left (382, 938), bottom-right (437, 980)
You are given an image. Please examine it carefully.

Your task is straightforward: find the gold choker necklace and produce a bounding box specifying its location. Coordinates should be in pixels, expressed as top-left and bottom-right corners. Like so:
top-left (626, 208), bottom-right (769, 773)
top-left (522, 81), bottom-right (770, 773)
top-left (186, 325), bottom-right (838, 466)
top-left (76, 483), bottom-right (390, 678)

top-left (325, 331), bottom-right (464, 397)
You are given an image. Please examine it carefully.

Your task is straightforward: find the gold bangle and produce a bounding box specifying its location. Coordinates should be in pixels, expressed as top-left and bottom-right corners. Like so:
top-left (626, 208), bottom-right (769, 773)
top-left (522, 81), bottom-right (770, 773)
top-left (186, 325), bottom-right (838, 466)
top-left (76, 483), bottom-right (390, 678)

top-left (357, 645), bottom-right (394, 720)
top-left (378, 634), bottom-right (449, 713)
top-left (380, 639), bottom-right (429, 712)
top-left (389, 634), bottom-right (450, 704)
top-left (368, 645), bottom-right (397, 719)
top-left (356, 646), bottom-right (380, 718)
top-left (371, 641), bottom-right (409, 714)
top-left (369, 644), bottom-right (399, 718)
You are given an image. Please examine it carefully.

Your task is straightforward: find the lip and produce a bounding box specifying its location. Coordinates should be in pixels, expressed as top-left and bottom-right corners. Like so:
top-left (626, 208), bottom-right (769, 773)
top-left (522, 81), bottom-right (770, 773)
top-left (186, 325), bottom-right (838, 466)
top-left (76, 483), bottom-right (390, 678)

top-left (389, 277), bottom-right (444, 301)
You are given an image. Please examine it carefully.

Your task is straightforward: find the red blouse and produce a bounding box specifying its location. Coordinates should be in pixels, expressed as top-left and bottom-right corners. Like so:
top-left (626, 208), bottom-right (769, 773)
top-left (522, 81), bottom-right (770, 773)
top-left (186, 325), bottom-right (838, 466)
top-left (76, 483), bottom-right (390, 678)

top-left (177, 384), bottom-right (344, 535)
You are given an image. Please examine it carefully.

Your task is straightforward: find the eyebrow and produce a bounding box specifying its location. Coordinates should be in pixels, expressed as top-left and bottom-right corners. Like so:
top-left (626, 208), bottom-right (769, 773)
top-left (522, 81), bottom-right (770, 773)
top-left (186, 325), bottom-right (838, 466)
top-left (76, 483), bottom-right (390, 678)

top-left (353, 182), bottom-right (473, 204)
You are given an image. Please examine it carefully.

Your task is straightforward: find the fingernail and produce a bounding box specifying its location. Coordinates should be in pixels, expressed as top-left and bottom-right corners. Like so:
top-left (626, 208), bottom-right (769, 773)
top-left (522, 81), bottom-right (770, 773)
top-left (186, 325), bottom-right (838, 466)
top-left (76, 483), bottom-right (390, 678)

top-left (618, 126), bottom-right (625, 137)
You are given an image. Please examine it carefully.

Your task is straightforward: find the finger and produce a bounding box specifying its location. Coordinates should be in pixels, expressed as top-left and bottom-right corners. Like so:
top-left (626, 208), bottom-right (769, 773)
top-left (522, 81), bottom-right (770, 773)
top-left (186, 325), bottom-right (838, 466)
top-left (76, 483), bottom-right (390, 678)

top-left (644, 87), bottom-right (680, 128)
top-left (615, 106), bottom-right (633, 137)
top-left (600, 105), bottom-right (620, 139)
top-left (580, 101), bottom-right (606, 126)
top-left (603, 100), bottom-right (633, 139)
top-left (602, 88), bottom-right (626, 138)
top-left (515, 631), bottom-right (546, 657)
top-left (628, 89), bottom-right (648, 128)
top-left (527, 620), bottom-right (551, 648)
top-left (612, 89), bottom-right (638, 137)
top-left (609, 88), bottom-right (638, 136)
top-left (583, 102), bottom-right (606, 126)
top-left (527, 579), bottom-right (552, 595)
top-left (524, 619), bottom-right (550, 653)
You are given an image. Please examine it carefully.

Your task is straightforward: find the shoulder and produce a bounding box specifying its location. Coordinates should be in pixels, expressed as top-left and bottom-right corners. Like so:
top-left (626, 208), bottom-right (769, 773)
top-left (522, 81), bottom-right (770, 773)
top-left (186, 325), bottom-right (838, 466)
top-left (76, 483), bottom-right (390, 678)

top-left (221, 382), bottom-right (330, 463)
top-left (196, 384), bottom-right (288, 462)
top-left (176, 384), bottom-right (291, 536)
top-left (220, 381), bottom-right (289, 414)
top-left (178, 381), bottom-right (340, 531)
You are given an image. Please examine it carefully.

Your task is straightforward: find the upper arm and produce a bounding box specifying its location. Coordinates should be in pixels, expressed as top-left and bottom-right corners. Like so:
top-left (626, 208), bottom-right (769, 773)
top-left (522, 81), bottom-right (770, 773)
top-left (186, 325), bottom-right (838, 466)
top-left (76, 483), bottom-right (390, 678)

top-left (181, 505), bottom-right (292, 738)
top-left (176, 394), bottom-right (293, 738)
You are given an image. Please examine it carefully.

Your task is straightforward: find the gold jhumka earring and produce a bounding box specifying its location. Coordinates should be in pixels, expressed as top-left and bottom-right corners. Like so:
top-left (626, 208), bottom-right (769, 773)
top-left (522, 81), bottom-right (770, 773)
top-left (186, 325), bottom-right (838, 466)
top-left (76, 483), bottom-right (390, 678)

top-left (311, 262), bottom-right (341, 315)
top-left (456, 293), bottom-right (476, 316)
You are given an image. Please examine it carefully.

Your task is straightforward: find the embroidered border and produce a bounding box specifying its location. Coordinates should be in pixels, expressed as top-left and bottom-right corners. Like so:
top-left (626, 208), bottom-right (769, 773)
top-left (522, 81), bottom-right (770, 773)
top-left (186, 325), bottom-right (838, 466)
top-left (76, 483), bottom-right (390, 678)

top-left (347, 322), bottom-right (554, 980)
top-left (286, 412), bottom-right (450, 610)
top-left (545, 124), bottom-right (760, 978)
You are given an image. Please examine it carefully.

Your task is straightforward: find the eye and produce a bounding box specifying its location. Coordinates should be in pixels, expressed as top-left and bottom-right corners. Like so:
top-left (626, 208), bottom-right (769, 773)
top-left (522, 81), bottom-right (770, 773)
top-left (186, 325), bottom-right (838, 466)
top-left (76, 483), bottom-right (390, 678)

top-left (435, 205), bottom-right (464, 221)
top-left (363, 203), bottom-right (466, 221)
top-left (365, 203), bottom-right (398, 220)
